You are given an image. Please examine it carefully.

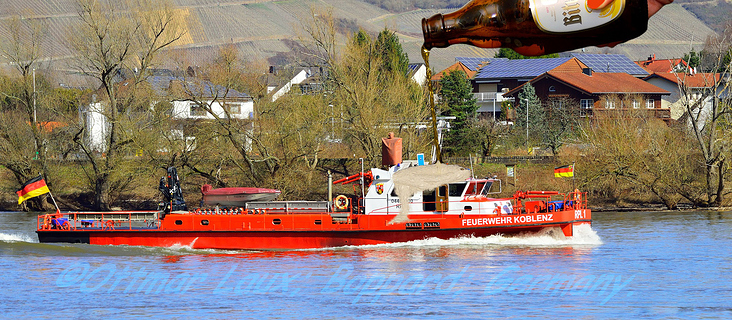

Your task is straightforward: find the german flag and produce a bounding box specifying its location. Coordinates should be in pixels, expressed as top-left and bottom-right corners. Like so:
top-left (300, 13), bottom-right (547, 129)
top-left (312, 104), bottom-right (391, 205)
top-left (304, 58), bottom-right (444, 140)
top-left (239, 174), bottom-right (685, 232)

top-left (16, 175), bottom-right (50, 204)
top-left (554, 165), bottom-right (574, 178)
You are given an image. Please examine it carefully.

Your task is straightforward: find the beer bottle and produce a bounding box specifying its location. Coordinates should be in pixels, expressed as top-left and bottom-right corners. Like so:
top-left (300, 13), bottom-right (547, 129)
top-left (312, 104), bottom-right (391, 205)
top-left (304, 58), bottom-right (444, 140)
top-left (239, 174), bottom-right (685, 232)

top-left (422, 0), bottom-right (648, 56)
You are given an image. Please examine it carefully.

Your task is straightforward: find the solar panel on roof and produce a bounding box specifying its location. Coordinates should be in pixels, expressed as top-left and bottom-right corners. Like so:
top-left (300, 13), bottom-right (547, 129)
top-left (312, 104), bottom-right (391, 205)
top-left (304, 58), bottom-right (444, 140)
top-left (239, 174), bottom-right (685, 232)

top-left (474, 57), bottom-right (571, 79)
top-left (455, 57), bottom-right (501, 71)
top-left (570, 53), bottom-right (648, 75)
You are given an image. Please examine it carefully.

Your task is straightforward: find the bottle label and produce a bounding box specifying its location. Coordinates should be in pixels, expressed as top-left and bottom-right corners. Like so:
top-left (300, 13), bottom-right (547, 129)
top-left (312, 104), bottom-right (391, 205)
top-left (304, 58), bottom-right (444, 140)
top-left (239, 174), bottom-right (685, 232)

top-left (531, 0), bottom-right (626, 33)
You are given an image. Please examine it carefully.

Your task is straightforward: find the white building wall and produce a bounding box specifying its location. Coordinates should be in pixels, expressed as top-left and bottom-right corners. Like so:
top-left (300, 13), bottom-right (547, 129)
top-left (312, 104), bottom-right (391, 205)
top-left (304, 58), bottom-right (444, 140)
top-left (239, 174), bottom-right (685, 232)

top-left (85, 99), bottom-right (253, 152)
top-left (171, 100), bottom-right (254, 120)
top-left (411, 65), bottom-right (428, 86)
top-left (646, 77), bottom-right (712, 121)
top-left (86, 102), bottom-right (109, 152)
top-left (271, 69), bottom-right (308, 102)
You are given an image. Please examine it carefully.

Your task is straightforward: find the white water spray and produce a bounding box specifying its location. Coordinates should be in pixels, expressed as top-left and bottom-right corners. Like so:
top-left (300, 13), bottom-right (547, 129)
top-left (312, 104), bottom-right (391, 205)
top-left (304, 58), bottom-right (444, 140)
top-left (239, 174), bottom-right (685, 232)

top-left (0, 232), bottom-right (36, 243)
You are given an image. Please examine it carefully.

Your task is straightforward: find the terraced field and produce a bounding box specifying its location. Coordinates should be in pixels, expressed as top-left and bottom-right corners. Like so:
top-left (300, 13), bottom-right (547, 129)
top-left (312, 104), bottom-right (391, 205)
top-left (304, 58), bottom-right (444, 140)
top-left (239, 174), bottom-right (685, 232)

top-left (0, 0), bottom-right (721, 82)
top-left (589, 4), bottom-right (714, 61)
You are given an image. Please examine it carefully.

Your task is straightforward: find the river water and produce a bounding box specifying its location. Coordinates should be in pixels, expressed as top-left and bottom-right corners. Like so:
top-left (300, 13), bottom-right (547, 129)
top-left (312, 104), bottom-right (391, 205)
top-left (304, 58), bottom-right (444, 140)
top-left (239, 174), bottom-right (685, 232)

top-left (1, 210), bottom-right (730, 319)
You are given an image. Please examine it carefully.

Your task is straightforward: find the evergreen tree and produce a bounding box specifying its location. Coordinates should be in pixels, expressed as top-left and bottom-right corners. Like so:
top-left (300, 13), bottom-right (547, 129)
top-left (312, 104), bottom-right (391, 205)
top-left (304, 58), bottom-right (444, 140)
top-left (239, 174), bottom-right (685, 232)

top-left (439, 70), bottom-right (478, 155)
top-left (374, 28), bottom-right (409, 75)
top-left (684, 49), bottom-right (701, 71)
top-left (353, 29), bottom-right (371, 46)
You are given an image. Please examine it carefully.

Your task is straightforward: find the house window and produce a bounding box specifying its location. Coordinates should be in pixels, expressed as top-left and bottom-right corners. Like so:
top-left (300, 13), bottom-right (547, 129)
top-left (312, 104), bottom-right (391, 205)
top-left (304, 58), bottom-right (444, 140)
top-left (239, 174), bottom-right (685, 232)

top-left (632, 100), bottom-right (641, 109)
top-left (190, 102), bottom-right (207, 116)
top-left (580, 99), bottom-right (593, 109)
top-left (552, 100), bottom-right (564, 109)
top-left (549, 86), bottom-right (556, 92)
top-left (224, 103), bottom-right (241, 115)
top-left (646, 99), bottom-right (655, 108)
top-left (580, 99), bottom-right (592, 117)
top-left (605, 100), bottom-right (616, 109)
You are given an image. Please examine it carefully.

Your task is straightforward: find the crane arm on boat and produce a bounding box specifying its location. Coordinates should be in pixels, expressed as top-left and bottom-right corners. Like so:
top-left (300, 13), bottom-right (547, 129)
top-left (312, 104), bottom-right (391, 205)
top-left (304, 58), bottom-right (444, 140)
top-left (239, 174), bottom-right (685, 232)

top-left (333, 172), bottom-right (374, 187)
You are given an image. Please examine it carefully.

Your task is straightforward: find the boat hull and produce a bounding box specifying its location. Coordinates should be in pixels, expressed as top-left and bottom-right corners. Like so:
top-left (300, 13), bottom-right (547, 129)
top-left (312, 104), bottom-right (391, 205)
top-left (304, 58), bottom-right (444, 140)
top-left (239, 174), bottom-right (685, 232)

top-left (36, 209), bottom-right (591, 250)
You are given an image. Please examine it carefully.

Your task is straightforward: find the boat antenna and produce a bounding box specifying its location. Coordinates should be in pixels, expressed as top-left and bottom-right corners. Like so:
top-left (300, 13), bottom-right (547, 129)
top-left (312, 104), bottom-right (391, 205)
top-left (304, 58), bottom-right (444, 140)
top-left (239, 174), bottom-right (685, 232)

top-left (469, 154), bottom-right (475, 179)
top-left (360, 158), bottom-right (365, 197)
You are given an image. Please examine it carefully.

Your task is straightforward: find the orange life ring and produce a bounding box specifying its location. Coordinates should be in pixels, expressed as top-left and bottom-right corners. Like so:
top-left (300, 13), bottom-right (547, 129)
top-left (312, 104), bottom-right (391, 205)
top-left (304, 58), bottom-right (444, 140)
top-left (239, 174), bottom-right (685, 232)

top-left (334, 195), bottom-right (349, 211)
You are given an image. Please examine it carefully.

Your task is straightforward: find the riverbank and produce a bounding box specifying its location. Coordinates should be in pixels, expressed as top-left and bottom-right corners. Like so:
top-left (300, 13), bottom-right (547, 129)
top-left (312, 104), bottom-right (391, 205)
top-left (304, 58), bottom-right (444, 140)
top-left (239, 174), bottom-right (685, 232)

top-left (2, 160), bottom-right (726, 212)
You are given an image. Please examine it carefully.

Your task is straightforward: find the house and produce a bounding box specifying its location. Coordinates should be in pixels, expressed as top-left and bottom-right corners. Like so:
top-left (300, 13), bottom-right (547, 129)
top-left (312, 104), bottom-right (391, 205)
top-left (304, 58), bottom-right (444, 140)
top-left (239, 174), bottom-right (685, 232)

top-left (461, 54), bottom-right (651, 118)
top-left (264, 66), bottom-right (280, 95)
top-left (643, 72), bottom-right (723, 121)
top-left (635, 54), bottom-right (689, 73)
top-left (469, 57), bottom-right (590, 117)
top-left (148, 75), bottom-right (254, 120)
top-left (408, 63), bottom-right (428, 86)
top-left (503, 68), bottom-right (671, 121)
top-left (271, 68), bottom-right (311, 102)
top-left (272, 63), bottom-right (426, 102)
top-left (431, 57), bottom-right (495, 82)
top-left (84, 73), bottom-right (253, 152)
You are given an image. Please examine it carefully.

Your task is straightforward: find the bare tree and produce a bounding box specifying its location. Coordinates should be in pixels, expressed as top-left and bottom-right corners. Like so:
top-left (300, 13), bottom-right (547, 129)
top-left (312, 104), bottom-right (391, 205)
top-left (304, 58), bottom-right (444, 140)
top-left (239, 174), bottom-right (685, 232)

top-left (300, 10), bottom-right (430, 165)
top-left (166, 46), bottom-right (332, 199)
top-left (67, 0), bottom-right (184, 210)
top-left (540, 96), bottom-right (580, 156)
top-left (580, 110), bottom-right (698, 209)
top-left (467, 117), bottom-right (507, 157)
top-left (0, 15), bottom-right (53, 210)
top-left (676, 26), bottom-right (732, 206)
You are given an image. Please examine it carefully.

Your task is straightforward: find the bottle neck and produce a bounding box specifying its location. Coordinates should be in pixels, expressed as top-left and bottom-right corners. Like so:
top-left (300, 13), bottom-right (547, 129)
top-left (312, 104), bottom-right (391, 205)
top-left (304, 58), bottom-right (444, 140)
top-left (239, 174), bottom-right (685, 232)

top-left (422, 13), bottom-right (446, 50)
top-left (422, 2), bottom-right (506, 50)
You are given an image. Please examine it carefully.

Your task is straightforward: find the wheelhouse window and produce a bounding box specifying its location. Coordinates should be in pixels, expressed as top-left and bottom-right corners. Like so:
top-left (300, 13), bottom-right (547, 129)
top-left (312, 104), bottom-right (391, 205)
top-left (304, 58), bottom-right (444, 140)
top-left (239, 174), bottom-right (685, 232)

top-left (449, 183), bottom-right (467, 197)
top-left (464, 181), bottom-right (493, 196)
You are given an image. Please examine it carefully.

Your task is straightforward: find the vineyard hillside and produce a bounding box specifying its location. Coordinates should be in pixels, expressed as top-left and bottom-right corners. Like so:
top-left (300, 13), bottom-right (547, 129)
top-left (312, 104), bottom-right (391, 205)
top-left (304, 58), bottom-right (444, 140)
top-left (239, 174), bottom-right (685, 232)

top-left (0, 0), bottom-right (718, 86)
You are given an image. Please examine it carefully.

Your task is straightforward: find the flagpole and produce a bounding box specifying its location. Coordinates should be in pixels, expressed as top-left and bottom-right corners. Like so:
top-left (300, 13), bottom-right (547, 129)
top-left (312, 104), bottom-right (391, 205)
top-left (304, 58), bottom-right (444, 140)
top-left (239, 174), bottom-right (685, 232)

top-left (47, 190), bottom-right (61, 215)
top-left (572, 162), bottom-right (576, 191)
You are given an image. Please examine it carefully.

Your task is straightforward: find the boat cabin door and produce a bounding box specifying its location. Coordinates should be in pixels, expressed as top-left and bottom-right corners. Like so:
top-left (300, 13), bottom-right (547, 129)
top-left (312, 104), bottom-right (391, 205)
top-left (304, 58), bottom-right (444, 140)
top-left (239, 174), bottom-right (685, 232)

top-left (423, 185), bottom-right (449, 212)
top-left (436, 185), bottom-right (448, 212)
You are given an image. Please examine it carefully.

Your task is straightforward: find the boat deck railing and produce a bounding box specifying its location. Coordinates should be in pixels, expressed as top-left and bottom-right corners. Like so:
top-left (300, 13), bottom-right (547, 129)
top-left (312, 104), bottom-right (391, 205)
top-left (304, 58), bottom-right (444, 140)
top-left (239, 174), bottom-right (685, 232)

top-left (513, 190), bottom-right (587, 214)
top-left (37, 191), bottom-right (588, 231)
top-left (38, 211), bottom-right (159, 231)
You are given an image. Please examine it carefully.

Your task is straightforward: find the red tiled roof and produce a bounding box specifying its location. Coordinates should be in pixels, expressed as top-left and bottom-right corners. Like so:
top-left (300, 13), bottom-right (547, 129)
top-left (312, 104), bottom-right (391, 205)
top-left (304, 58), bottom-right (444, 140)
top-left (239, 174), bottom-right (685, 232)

top-left (635, 58), bottom-right (688, 73)
top-left (504, 71), bottom-right (670, 97)
top-left (432, 62), bottom-right (477, 81)
top-left (551, 57), bottom-right (588, 73)
top-left (644, 72), bottom-right (722, 88)
top-left (545, 71), bottom-right (669, 94)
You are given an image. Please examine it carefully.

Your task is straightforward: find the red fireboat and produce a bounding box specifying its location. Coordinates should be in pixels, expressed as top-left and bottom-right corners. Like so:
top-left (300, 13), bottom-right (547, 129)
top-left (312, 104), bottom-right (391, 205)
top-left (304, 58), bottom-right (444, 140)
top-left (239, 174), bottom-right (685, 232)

top-left (36, 136), bottom-right (590, 250)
